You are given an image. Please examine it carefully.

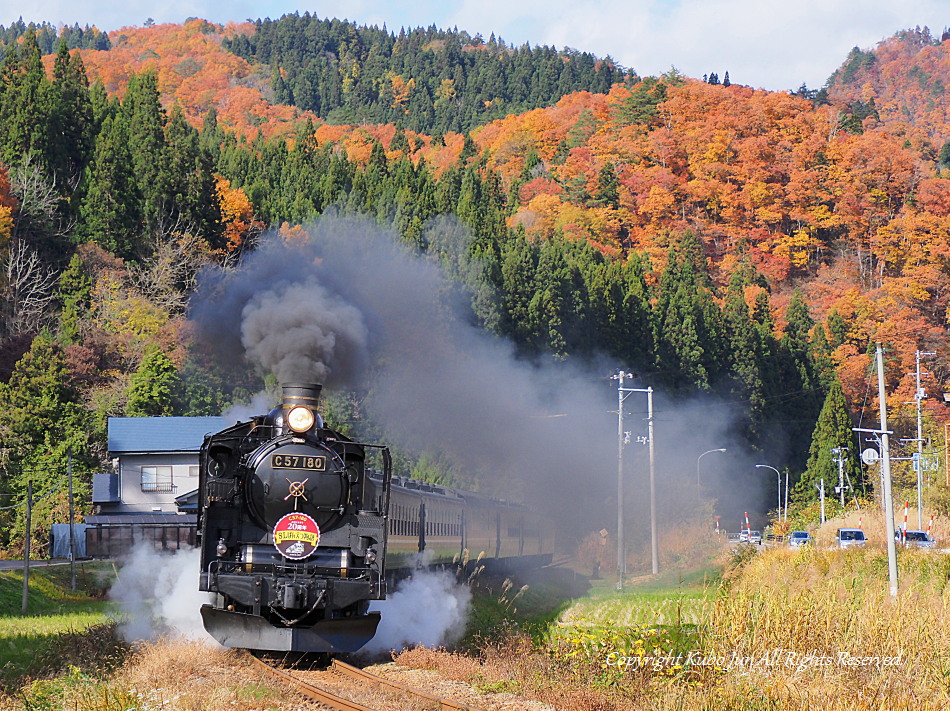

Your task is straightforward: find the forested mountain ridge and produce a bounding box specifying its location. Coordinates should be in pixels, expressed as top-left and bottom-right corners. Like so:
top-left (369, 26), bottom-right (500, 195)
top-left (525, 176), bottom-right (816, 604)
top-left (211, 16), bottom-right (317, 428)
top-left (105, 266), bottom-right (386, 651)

top-left (823, 26), bottom-right (950, 148)
top-left (222, 13), bottom-right (628, 134)
top-left (0, 18), bottom-right (111, 53)
top-left (0, 16), bottom-right (948, 550)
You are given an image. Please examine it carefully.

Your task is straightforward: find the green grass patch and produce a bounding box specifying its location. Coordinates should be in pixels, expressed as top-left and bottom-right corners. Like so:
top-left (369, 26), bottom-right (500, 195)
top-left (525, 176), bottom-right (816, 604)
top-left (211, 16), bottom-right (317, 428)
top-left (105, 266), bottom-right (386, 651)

top-left (234, 681), bottom-right (285, 704)
top-left (462, 563), bottom-right (725, 656)
top-left (562, 566), bottom-right (722, 629)
top-left (462, 569), bottom-right (583, 648)
top-left (19, 665), bottom-right (141, 711)
top-left (0, 564), bottom-right (124, 692)
top-left (0, 562), bottom-right (117, 616)
top-left (472, 676), bottom-right (523, 695)
top-left (538, 563), bottom-right (725, 686)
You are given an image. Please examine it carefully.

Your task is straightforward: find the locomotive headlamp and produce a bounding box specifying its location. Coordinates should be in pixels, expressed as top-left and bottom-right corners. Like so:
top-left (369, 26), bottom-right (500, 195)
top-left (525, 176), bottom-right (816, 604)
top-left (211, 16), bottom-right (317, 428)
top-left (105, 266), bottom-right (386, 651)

top-left (216, 538), bottom-right (228, 557)
top-left (286, 406), bottom-right (315, 432)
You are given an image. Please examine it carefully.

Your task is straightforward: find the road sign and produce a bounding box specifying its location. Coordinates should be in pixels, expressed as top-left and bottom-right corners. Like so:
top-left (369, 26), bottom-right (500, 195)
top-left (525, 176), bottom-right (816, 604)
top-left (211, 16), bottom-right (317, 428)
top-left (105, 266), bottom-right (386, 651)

top-left (861, 447), bottom-right (880, 465)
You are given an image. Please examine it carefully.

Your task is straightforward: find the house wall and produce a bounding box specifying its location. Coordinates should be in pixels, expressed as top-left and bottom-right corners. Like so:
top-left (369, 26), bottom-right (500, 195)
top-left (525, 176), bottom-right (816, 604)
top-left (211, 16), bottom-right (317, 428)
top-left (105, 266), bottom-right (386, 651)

top-left (117, 453), bottom-right (200, 513)
top-left (85, 523), bottom-right (196, 557)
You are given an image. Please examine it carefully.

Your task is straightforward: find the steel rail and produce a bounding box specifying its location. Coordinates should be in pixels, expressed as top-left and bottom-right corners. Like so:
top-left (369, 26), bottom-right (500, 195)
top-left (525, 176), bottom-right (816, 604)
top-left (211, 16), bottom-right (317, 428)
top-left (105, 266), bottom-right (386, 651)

top-left (331, 659), bottom-right (487, 711)
top-left (245, 652), bottom-right (376, 711)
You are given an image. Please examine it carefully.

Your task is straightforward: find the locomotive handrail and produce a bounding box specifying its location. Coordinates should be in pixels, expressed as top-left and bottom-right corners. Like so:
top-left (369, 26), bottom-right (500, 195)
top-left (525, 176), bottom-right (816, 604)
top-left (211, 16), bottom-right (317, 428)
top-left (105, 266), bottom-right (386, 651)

top-left (364, 445), bottom-right (393, 590)
top-left (206, 558), bottom-right (222, 584)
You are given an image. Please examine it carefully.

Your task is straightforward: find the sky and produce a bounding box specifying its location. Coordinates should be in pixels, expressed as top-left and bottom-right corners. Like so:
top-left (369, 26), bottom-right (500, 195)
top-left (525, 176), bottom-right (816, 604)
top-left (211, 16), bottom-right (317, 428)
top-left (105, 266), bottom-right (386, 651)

top-left (0, 0), bottom-right (947, 92)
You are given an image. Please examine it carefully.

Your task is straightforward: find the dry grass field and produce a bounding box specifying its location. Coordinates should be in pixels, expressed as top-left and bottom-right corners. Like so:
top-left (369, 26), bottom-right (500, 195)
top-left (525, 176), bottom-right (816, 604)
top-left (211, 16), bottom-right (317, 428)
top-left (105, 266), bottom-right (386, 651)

top-left (395, 542), bottom-right (950, 711)
top-left (6, 530), bottom-right (950, 710)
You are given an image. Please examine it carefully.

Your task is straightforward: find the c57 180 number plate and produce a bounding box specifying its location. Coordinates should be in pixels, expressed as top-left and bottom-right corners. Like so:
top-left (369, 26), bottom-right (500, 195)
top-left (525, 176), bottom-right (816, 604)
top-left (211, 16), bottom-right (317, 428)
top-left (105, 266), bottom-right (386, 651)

top-left (271, 454), bottom-right (327, 471)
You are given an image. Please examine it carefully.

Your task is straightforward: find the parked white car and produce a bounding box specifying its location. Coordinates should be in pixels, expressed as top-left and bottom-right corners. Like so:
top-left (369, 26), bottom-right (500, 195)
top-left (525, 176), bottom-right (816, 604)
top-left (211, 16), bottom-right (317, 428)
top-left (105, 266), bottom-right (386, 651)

top-left (788, 531), bottom-right (812, 548)
top-left (837, 528), bottom-right (866, 548)
top-left (898, 530), bottom-right (935, 549)
top-left (737, 529), bottom-right (763, 544)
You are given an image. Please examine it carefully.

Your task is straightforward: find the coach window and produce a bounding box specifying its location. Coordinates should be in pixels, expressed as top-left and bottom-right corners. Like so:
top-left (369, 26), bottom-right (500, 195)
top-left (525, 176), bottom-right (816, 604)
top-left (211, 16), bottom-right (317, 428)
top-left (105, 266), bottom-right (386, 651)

top-left (141, 466), bottom-right (174, 492)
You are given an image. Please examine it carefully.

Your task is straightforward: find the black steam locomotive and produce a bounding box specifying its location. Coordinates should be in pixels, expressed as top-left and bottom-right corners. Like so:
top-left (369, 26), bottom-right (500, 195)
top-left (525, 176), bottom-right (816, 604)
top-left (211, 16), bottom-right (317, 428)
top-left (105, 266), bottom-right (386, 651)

top-left (197, 383), bottom-right (554, 653)
top-left (197, 383), bottom-right (392, 653)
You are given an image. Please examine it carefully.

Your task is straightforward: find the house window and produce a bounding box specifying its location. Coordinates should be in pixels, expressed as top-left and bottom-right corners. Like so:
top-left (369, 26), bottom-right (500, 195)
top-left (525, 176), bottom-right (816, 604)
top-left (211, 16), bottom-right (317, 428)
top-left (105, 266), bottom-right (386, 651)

top-left (141, 466), bottom-right (174, 493)
top-left (188, 466), bottom-right (199, 478)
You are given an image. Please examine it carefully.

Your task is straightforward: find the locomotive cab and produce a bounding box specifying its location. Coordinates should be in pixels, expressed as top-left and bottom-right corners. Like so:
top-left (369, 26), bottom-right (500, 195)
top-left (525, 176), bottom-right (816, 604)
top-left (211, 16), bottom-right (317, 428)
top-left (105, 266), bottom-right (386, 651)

top-left (197, 383), bottom-right (391, 653)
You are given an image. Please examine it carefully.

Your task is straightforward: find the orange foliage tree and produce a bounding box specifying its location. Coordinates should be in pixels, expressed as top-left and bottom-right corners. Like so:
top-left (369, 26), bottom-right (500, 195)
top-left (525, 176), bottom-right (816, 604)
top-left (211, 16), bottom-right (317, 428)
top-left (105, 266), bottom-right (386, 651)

top-left (215, 176), bottom-right (264, 251)
top-left (0, 166), bottom-right (15, 245)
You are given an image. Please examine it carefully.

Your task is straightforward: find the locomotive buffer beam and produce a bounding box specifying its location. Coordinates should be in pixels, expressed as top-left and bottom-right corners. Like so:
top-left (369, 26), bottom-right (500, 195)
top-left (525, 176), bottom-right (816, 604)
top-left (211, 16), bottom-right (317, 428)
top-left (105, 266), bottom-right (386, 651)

top-left (200, 604), bottom-right (381, 653)
top-left (214, 574), bottom-right (373, 611)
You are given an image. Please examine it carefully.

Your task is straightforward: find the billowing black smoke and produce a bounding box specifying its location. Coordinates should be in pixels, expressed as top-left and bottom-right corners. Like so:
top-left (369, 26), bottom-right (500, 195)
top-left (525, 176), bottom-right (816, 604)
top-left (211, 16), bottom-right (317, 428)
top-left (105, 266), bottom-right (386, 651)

top-left (190, 232), bottom-right (371, 386)
top-left (240, 279), bottom-right (367, 384)
top-left (189, 213), bottom-right (757, 543)
top-left (189, 215), bottom-right (614, 526)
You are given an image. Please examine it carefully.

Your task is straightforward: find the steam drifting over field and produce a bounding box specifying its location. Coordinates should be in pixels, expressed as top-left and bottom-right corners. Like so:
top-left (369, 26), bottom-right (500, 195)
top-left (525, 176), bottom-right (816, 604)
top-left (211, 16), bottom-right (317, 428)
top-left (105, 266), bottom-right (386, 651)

top-left (108, 544), bottom-right (217, 645)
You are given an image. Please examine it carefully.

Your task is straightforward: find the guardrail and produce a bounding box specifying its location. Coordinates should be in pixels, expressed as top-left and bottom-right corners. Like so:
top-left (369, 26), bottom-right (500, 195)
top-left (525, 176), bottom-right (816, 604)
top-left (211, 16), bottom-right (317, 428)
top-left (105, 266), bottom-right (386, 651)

top-left (719, 531), bottom-right (788, 545)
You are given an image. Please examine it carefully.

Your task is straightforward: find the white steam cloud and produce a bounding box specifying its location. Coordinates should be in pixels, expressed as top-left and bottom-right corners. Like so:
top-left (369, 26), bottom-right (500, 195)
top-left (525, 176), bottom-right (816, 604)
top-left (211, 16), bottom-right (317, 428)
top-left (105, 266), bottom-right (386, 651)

top-left (363, 571), bottom-right (472, 654)
top-left (108, 544), bottom-right (218, 645)
top-left (221, 390), bottom-right (275, 423)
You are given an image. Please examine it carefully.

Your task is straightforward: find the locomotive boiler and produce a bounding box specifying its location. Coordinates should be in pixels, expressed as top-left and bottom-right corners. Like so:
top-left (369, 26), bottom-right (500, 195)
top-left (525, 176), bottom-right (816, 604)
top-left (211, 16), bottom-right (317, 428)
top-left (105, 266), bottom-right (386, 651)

top-left (197, 383), bottom-right (392, 653)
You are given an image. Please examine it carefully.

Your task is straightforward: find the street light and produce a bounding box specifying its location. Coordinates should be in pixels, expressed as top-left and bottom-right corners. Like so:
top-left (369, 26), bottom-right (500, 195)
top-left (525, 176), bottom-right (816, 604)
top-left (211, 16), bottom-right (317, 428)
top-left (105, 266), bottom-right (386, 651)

top-left (696, 448), bottom-right (726, 489)
top-left (755, 464), bottom-right (782, 522)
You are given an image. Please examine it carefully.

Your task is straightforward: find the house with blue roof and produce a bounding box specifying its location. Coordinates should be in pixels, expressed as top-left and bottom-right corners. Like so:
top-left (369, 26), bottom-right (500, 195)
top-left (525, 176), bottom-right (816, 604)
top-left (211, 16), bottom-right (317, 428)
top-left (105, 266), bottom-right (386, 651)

top-left (93, 416), bottom-right (228, 516)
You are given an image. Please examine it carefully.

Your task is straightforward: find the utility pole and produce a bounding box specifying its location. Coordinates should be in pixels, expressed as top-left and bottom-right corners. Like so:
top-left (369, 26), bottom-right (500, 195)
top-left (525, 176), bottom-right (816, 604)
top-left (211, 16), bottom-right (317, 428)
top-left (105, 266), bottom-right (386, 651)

top-left (859, 345), bottom-right (898, 596)
top-left (645, 389), bottom-right (656, 576)
top-left (611, 371), bottom-right (656, 587)
top-left (613, 371), bottom-right (631, 589)
top-left (21, 480), bottom-right (32, 615)
top-left (817, 478), bottom-right (826, 523)
top-left (913, 350), bottom-right (934, 530)
top-left (68, 450), bottom-right (76, 591)
top-left (880, 345), bottom-right (899, 597)
top-left (831, 447), bottom-right (847, 507)
top-left (784, 469), bottom-right (789, 522)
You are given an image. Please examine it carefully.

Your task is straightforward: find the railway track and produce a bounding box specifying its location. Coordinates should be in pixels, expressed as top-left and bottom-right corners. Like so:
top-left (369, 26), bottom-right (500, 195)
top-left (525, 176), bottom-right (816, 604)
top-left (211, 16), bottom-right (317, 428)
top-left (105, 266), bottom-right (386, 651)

top-left (246, 651), bottom-right (487, 711)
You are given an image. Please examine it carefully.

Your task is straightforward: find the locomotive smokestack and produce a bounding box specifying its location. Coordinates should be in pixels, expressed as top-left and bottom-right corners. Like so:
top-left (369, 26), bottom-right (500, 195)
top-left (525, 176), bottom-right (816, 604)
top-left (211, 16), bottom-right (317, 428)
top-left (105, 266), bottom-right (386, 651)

top-left (282, 383), bottom-right (323, 411)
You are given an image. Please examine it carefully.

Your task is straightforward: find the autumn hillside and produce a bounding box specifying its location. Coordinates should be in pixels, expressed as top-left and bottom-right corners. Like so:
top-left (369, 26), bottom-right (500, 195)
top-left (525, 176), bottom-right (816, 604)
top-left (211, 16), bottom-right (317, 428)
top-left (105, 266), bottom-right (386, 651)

top-left (62, 20), bottom-right (311, 141)
top-left (0, 16), bottom-right (949, 548)
top-left (824, 26), bottom-right (950, 146)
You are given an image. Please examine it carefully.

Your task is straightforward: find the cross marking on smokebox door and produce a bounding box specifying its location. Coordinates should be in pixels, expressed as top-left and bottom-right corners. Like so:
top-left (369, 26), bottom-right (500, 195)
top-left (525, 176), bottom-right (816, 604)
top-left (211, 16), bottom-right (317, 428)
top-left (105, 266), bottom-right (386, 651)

top-left (284, 478), bottom-right (309, 510)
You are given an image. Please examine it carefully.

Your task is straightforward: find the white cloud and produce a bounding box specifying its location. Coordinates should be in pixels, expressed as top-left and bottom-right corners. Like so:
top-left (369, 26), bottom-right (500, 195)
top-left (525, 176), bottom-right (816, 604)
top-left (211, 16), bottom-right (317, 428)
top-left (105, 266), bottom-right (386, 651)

top-left (1, 0), bottom-right (947, 91)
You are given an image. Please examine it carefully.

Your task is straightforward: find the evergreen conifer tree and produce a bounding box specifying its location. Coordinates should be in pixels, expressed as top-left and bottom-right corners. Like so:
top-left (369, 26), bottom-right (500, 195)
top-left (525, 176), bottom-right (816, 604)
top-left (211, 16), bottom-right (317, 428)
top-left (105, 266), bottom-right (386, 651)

top-left (593, 162), bottom-right (620, 209)
top-left (794, 379), bottom-right (862, 502)
top-left (56, 252), bottom-right (91, 344)
top-left (653, 232), bottom-right (724, 390)
top-left (78, 115), bottom-right (142, 257)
